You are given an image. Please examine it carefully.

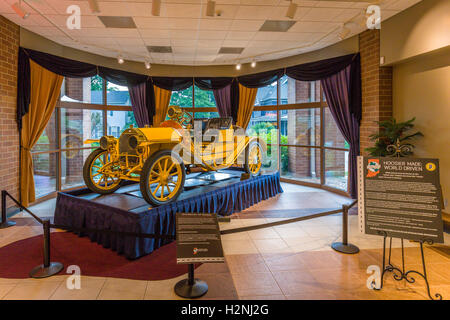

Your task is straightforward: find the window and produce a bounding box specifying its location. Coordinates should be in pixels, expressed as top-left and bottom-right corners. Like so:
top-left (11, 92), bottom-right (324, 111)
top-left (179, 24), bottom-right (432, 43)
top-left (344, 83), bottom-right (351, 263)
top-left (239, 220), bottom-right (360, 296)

top-left (32, 74), bottom-right (351, 202)
top-left (169, 84), bottom-right (219, 119)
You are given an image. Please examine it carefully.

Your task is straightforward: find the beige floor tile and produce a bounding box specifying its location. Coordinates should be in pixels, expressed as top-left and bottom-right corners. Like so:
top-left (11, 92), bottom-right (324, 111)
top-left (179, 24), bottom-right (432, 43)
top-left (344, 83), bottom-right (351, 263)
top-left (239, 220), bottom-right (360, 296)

top-left (98, 288), bottom-right (145, 300)
top-left (102, 278), bottom-right (148, 292)
top-left (144, 276), bottom-right (187, 300)
top-left (252, 239), bottom-right (292, 254)
top-left (232, 272), bottom-right (282, 297)
top-left (0, 284), bottom-right (17, 299)
top-left (50, 282), bottom-right (104, 300)
top-left (239, 294), bottom-right (286, 300)
top-left (221, 231), bottom-right (250, 241)
top-left (3, 281), bottom-right (60, 300)
top-left (248, 227), bottom-right (280, 240)
top-left (222, 239), bottom-right (259, 255)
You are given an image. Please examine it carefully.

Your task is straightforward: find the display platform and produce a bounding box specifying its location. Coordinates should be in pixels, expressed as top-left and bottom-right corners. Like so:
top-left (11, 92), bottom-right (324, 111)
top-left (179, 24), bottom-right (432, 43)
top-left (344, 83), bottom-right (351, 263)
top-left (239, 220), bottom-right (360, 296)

top-left (54, 170), bottom-right (283, 259)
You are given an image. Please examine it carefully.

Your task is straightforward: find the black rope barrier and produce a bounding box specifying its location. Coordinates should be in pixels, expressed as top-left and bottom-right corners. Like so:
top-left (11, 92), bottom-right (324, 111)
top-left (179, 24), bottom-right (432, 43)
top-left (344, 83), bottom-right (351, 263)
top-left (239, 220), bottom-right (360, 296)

top-left (0, 189), bottom-right (359, 279)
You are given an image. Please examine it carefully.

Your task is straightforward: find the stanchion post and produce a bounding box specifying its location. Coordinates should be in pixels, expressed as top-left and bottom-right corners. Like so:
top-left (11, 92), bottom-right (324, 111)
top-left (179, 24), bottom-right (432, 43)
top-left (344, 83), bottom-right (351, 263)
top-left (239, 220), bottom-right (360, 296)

top-left (29, 220), bottom-right (64, 278)
top-left (0, 190), bottom-right (16, 229)
top-left (174, 264), bottom-right (208, 299)
top-left (331, 204), bottom-right (360, 254)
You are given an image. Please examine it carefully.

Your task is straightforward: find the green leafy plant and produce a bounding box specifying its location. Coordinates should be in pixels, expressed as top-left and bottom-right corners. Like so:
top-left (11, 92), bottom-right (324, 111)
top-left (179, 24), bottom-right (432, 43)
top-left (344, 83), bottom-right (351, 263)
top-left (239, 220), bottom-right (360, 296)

top-left (365, 117), bottom-right (423, 157)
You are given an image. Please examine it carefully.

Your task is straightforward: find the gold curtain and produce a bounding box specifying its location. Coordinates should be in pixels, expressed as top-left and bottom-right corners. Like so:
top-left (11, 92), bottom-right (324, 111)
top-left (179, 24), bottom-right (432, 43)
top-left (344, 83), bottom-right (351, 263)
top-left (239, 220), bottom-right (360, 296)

top-left (21, 61), bottom-right (63, 206)
top-left (236, 84), bottom-right (257, 129)
top-left (153, 85), bottom-right (172, 126)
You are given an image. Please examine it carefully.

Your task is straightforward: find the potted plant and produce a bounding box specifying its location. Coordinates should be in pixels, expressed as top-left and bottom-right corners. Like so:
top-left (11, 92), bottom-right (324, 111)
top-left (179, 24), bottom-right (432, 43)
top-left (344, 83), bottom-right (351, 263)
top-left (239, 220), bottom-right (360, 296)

top-left (365, 117), bottom-right (423, 157)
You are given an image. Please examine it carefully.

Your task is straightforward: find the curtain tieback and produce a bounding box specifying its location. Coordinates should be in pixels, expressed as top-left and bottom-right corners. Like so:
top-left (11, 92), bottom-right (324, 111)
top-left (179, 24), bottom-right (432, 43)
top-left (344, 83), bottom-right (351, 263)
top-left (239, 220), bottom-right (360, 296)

top-left (20, 145), bottom-right (31, 152)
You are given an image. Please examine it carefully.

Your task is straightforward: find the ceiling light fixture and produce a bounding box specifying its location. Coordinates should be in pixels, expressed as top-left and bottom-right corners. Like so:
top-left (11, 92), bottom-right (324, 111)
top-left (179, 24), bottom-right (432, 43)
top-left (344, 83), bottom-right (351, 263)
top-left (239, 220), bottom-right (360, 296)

top-left (117, 54), bottom-right (124, 64)
top-left (206, 0), bottom-right (216, 17)
top-left (235, 63), bottom-right (241, 70)
top-left (152, 0), bottom-right (161, 16)
top-left (285, 0), bottom-right (297, 19)
top-left (250, 61), bottom-right (256, 68)
top-left (87, 0), bottom-right (100, 13)
top-left (12, 1), bottom-right (29, 19)
top-left (144, 59), bottom-right (151, 69)
top-left (338, 24), bottom-right (351, 40)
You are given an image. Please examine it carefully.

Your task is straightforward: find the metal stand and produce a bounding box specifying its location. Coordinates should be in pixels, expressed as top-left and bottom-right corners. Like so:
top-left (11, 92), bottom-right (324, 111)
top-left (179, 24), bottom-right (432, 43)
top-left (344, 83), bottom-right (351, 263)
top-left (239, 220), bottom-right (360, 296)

top-left (374, 234), bottom-right (442, 300)
top-left (174, 264), bottom-right (208, 299)
top-left (331, 204), bottom-right (359, 254)
top-left (0, 190), bottom-right (16, 229)
top-left (29, 220), bottom-right (64, 278)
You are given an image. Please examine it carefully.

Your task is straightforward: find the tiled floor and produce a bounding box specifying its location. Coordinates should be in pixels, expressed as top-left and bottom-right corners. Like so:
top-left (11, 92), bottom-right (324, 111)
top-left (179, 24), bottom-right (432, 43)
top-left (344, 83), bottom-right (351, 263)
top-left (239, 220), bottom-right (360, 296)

top-left (2, 182), bottom-right (450, 300)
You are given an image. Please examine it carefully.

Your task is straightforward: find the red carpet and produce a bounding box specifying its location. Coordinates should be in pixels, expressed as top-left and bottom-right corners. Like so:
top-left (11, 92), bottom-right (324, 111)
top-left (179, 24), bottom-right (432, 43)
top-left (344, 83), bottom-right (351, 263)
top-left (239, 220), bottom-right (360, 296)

top-left (0, 232), bottom-right (199, 281)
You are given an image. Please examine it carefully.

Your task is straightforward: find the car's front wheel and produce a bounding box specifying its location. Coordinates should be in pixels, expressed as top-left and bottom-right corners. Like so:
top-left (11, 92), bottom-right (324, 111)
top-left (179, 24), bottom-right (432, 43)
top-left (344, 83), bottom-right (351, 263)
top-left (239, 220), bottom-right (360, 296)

top-left (83, 148), bottom-right (122, 194)
top-left (140, 150), bottom-right (186, 206)
top-left (244, 141), bottom-right (263, 177)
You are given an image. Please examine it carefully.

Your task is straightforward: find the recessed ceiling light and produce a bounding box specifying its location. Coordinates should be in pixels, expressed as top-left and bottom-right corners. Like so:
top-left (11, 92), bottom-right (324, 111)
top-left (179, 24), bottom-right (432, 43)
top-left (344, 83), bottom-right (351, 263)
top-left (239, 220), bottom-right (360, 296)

top-left (144, 60), bottom-right (151, 69)
top-left (206, 0), bottom-right (216, 17)
top-left (117, 54), bottom-right (124, 64)
top-left (11, 1), bottom-right (29, 19)
top-left (152, 0), bottom-right (161, 16)
top-left (236, 63), bottom-right (241, 70)
top-left (147, 46), bottom-right (172, 53)
top-left (285, 1), bottom-right (297, 19)
top-left (251, 61), bottom-right (256, 68)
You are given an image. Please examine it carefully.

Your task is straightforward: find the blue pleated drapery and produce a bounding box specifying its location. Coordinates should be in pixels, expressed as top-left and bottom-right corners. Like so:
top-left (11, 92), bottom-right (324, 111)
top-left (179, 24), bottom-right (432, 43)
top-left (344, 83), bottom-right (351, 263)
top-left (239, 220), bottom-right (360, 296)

top-left (54, 172), bottom-right (283, 259)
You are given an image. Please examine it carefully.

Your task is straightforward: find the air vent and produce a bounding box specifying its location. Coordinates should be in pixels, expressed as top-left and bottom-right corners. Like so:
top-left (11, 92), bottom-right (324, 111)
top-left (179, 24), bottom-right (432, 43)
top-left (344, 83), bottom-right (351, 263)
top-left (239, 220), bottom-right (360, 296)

top-left (147, 46), bottom-right (173, 53)
top-left (259, 20), bottom-right (296, 32)
top-left (98, 16), bottom-right (137, 28)
top-left (218, 47), bottom-right (244, 54)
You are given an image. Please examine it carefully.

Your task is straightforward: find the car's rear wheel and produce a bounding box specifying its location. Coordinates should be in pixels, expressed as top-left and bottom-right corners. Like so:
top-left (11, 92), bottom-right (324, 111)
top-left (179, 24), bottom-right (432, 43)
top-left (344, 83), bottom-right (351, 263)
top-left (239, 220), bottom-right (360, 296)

top-left (83, 148), bottom-right (121, 194)
top-left (244, 141), bottom-right (263, 177)
top-left (140, 150), bottom-right (186, 206)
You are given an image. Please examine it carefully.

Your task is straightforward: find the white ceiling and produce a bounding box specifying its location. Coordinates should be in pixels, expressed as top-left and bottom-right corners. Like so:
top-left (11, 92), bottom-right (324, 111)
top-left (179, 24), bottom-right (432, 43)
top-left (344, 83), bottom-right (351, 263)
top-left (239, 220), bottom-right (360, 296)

top-left (0, 0), bottom-right (421, 66)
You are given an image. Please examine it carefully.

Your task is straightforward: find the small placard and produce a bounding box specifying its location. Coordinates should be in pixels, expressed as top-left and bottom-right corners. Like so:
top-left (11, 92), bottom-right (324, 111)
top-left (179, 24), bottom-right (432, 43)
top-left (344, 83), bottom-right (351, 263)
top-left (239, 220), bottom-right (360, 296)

top-left (357, 156), bottom-right (444, 243)
top-left (176, 212), bottom-right (225, 264)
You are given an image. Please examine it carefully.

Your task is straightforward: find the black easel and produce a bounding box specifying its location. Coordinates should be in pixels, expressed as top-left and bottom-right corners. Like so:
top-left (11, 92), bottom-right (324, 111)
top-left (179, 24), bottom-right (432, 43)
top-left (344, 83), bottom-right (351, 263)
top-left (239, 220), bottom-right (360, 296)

top-left (174, 264), bottom-right (208, 299)
top-left (374, 232), bottom-right (442, 300)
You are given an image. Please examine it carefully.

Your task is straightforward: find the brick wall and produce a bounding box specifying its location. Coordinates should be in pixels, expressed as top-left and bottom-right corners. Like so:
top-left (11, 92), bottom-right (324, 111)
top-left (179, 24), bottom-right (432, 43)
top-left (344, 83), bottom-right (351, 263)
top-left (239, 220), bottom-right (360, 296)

top-left (359, 29), bottom-right (393, 155)
top-left (0, 16), bottom-right (19, 210)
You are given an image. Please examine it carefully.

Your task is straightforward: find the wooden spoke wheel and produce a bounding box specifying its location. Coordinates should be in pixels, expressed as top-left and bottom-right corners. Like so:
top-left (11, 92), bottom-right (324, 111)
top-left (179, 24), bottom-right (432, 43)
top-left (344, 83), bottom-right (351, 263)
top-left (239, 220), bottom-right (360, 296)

top-left (140, 150), bottom-right (186, 206)
top-left (83, 148), bottom-right (121, 194)
top-left (245, 141), bottom-right (263, 177)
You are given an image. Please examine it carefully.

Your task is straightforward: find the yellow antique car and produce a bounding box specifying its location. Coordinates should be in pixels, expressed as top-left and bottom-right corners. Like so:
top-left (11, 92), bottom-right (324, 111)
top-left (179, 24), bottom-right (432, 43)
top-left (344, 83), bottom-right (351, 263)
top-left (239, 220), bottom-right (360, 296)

top-left (82, 106), bottom-right (263, 206)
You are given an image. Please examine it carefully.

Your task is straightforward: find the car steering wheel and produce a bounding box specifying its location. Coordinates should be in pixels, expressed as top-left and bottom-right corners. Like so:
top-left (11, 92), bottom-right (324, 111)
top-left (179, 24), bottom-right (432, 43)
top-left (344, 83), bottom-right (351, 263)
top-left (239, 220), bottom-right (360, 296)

top-left (167, 106), bottom-right (193, 129)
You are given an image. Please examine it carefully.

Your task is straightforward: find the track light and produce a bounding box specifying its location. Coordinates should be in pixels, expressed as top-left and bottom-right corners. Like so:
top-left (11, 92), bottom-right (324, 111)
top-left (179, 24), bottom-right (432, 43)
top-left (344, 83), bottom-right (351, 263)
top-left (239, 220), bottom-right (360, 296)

top-left (87, 0), bottom-right (100, 13)
top-left (152, 0), bottom-right (161, 16)
top-left (235, 63), bottom-right (241, 70)
top-left (144, 60), bottom-right (151, 69)
top-left (12, 1), bottom-right (29, 19)
top-left (206, 0), bottom-right (216, 17)
top-left (250, 61), bottom-right (256, 68)
top-left (285, 0), bottom-right (297, 19)
top-left (338, 24), bottom-right (351, 40)
top-left (117, 55), bottom-right (124, 64)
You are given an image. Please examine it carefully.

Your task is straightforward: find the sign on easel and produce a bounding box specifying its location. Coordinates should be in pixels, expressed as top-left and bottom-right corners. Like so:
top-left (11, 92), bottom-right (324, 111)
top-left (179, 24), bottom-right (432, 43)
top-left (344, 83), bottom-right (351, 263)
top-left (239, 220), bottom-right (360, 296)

top-left (176, 212), bottom-right (225, 264)
top-left (357, 156), bottom-right (444, 243)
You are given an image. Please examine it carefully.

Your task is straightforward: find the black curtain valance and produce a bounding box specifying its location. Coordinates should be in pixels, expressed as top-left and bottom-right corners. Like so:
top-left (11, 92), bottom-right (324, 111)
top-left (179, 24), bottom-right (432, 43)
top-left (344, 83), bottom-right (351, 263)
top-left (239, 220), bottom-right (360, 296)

top-left (194, 77), bottom-right (234, 90)
top-left (237, 68), bottom-right (284, 88)
top-left (98, 66), bottom-right (148, 87)
top-left (152, 77), bottom-right (193, 91)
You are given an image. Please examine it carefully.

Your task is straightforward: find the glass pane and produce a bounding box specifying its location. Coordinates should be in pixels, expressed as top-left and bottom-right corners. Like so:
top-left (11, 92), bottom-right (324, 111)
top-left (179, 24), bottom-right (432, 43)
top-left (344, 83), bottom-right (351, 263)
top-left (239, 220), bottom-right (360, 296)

top-left (281, 108), bottom-right (320, 146)
top-left (32, 111), bottom-right (57, 152)
top-left (194, 111), bottom-right (219, 119)
top-left (106, 82), bottom-right (131, 106)
top-left (194, 85), bottom-right (216, 108)
top-left (61, 148), bottom-right (96, 190)
top-left (33, 152), bottom-right (57, 198)
top-left (324, 107), bottom-right (349, 149)
top-left (60, 76), bottom-right (104, 104)
top-left (325, 149), bottom-right (348, 191)
top-left (107, 111), bottom-right (137, 137)
top-left (61, 109), bottom-right (103, 148)
top-left (248, 110), bottom-right (278, 145)
top-left (254, 80), bottom-right (277, 106)
top-left (280, 75), bottom-right (320, 104)
top-left (170, 86), bottom-right (193, 108)
top-left (280, 146), bottom-right (321, 184)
